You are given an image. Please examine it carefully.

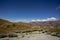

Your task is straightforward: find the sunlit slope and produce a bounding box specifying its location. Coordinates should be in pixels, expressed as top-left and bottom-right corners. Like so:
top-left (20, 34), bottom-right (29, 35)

top-left (0, 19), bottom-right (32, 33)
top-left (0, 19), bottom-right (60, 33)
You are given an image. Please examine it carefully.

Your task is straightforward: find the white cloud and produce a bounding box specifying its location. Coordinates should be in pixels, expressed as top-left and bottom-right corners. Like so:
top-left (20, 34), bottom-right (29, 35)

top-left (31, 17), bottom-right (58, 22)
top-left (46, 17), bottom-right (57, 21)
top-left (13, 17), bottom-right (58, 22)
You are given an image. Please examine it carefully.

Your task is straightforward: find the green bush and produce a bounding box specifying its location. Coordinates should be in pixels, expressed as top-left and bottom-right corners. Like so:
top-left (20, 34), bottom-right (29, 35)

top-left (7, 25), bottom-right (11, 28)
top-left (57, 34), bottom-right (60, 38)
top-left (14, 30), bottom-right (21, 33)
top-left (15, 31), bottom-right (21, 33)
top-left (56, 33), bottom-right (60, 38)
top-left (45, 30), bottom-right (48, 32)
top-left (12, 24), bottom-right (16, 27)
top-left (47, 32), bottom-right (52, 35)
top-left (8, 34), bottom-right (17, 37)
top-left (42, 32), bottom-right (45, 33)
top-left (22, 30), bottom-right (32, 33)
top-left (51, 32), bottom-right (58, 36)
top-left (0, 34), bottom-right (7, 38)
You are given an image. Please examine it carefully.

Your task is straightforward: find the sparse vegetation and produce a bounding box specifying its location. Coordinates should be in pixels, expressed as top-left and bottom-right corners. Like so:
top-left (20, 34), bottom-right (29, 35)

top-left (0, 19), bottom-right (60, 39)
top-left (8, 34), bottom-right (18, 37)
top-left (13, 30), bottom-right (21, 33)
top-left (0, 34), bottom-right (7, 38)
top-left (22, 35), bottom-right (25, 38)
top-left (7, 25), bottom-right (11, 28)
top-left (12, 24), bottom-right (16, 27)
top-left (51, 32), bottom-right (57, 36)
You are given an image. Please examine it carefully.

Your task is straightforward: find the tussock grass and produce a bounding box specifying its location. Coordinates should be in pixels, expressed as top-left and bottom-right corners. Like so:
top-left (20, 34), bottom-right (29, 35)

top-left (0, 34), bottom-right (7, 38)
top-left (8, 33), bottom-right (18, 38)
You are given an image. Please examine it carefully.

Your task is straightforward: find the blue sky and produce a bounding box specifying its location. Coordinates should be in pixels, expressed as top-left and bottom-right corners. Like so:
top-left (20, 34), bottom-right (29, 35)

top-left (0, 0), bottom-right (60, 22)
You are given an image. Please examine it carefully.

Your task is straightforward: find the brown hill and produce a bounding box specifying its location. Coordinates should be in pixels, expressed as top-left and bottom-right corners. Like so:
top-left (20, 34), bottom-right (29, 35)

top-left (0, 19), bottom-right (60, 33)
top-left (0, 19), bottom-right (32, 33)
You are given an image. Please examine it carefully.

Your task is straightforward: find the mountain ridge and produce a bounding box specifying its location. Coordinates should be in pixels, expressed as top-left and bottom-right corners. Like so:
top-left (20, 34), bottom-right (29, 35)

top-left (0, 18), bottom-right (60, 33)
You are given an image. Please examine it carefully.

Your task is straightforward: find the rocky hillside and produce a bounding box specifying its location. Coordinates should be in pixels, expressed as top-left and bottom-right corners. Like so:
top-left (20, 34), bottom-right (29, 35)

top-left (29, 21), bottom-right (60, 27)
top-left (0, 19), bottom-right (32, 33)
top-left (0, 19), bottom-right (60, 33)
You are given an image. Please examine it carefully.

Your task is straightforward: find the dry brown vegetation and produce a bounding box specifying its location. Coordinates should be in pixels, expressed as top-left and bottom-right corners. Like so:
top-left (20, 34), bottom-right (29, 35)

top-left (0, 19), bottom-right (60, 34)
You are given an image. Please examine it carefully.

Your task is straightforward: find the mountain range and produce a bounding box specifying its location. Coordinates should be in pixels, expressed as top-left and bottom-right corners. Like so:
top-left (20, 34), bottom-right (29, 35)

top-left (0, 19), bottom-right (60, 33)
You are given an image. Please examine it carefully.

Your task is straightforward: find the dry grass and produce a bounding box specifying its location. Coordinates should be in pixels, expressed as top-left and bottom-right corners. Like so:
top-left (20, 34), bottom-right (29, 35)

top-left (0, 19), bottom-right (60, 34)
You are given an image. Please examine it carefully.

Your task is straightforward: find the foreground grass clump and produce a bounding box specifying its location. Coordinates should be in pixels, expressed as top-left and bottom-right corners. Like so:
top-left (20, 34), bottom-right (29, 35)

top-left (22, 30), bottom-right (33, 33)
top-left (57, 34), bottom-right (60, 38)
top-left (47, 32), bottom-right (52, 35)
top-left (15, 31), bottom-right (21, 33)
top-left (55, 33), bottom-right (60, 38)
top-left (8, 33), bottom-right (18, 37)
top-left (51, 32), bottom-right (57, 36)
top-left (42, 31), bottom-right (45, 33)
top-left (0, 34), bottom-right (7, 38)
top-left (46, 32), bottom-right (60, 38)
top-left (0, 33), bottom-right (18, 38)
top-left (13, 30), bottom-right (21, 33)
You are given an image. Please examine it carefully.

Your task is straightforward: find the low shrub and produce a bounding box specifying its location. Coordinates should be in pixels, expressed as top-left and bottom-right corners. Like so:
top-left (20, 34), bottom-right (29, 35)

top-left (51, 32), bottom-right (58, 36)
top-left (22, 30), bottom-right (32, 33)
top-left (22, 35), bottom-right (25, 38)
top-left (0, 34), bottom-right (7, 38)
top-left (47, 32), bottom-right (52, 35)
top-left (13, 30), bottom-right (21, 33)
top-left (57, 35), bottom-right (60, 38)
top-left (8, 34), bottom-right (17, 37)
top-left (15, 31), bottom-right (21, 33)
top-left (56, 33), bottom-right (60, 38)
top-left (42, 32), bottom-right (45, 33)
top-left (45, 30), bottom-right (48, 32)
